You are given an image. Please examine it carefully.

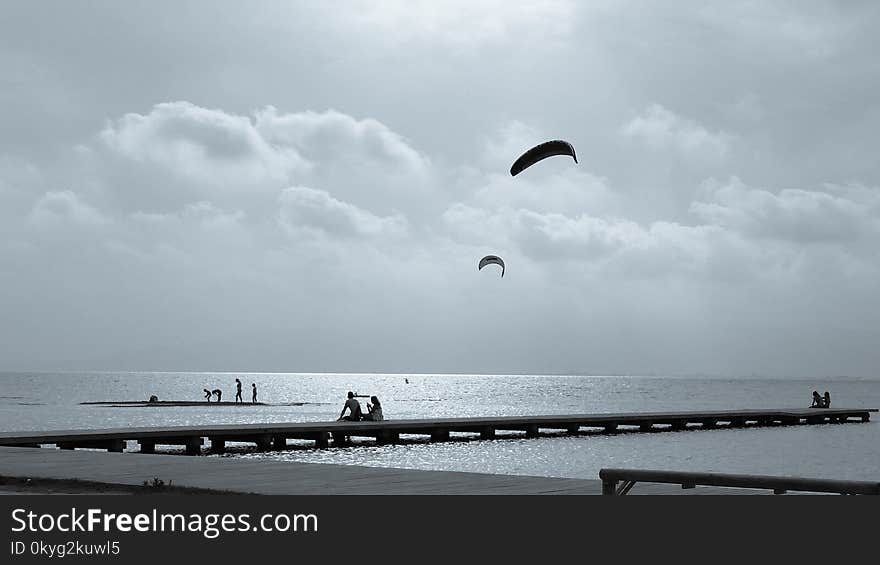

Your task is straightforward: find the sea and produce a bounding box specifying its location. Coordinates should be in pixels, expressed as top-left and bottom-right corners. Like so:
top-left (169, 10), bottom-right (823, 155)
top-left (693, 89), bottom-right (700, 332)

top-left (0, 372), bottom-right (877, 482)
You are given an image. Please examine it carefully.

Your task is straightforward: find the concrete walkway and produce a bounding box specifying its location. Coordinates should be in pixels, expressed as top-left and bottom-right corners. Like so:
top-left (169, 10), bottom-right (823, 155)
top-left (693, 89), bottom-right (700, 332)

top-left (0, 446), bottom-right (750, 495)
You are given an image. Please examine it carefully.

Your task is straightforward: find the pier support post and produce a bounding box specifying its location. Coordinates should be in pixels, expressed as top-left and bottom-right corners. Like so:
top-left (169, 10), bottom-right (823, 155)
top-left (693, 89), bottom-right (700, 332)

top-left (729, 418), bottom-right (745, 428)
top-left (332, 432), bottom-right (347, 446)
top-left (604, 423), bottom-right (618, 433)
top-left (431, 430), bottom-right (450, 442)
top-left (313, 432), bottom-right (329, 449)
top-left (106, 439), bottom-right (125, 453)
top-left (271, 435), bottom-right (287, 450)
top-left (480, 428), bottom-right (495, 440)
top-left (254, 435), bottom-right (272, 451)
top-left (525, 425), bottom-right (539, 438)
top-left (184, 437), bottom-right (203, 456)
top-left (59, 443), bottom-right (75, 450)
top-left (209, 438), bottom-right (225, 453)
top-left (862, 414), bottom-right (870, 422)
top-left (139, 440), bottom-right (156, 454)
top-left (566, 425), bottom-right (580, 434)
top-left (377, 431), bottom-right (399, 445)
top-left (602, 480), bottom-right (617, 495)
top-left (671, 421), bottom-right (686, 431)
top-left (639, 422), bottom-right (653, 432)
top-left (701, 419), bottom-right (717, 429)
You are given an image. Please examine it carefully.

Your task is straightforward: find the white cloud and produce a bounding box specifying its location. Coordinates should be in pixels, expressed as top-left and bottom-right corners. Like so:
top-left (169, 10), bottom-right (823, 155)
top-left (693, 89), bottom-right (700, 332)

top-left (442, 203), bottom-right (720, 280)
top-left (621, 104), bottom-right (731, 158)
top-left (28, 190), bottom-right (107, 228)
top-left (93, 103), bottom-right (432, 216)
top-left (690, 177), bottom-right (880, 243)
top-left (100, 101), bottom-right (303, 188)
top-left (256, 107), bottom-right (428, 177)
top-left (278, 185), bottom-right (408, 239)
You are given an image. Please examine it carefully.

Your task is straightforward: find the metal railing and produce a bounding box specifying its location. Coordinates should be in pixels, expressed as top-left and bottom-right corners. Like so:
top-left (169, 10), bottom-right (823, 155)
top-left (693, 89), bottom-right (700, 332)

top-left (599, 468), bottom-right (880, 495)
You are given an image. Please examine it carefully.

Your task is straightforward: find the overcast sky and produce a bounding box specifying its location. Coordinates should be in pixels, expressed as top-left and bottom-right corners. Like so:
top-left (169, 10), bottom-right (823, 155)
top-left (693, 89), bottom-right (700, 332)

top-left (2, 1), bottom-right (879, 376)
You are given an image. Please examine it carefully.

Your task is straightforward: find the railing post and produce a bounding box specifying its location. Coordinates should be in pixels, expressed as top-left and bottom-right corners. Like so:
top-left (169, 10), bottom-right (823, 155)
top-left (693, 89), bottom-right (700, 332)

top-left (602, 479), bottom-right (617, 495)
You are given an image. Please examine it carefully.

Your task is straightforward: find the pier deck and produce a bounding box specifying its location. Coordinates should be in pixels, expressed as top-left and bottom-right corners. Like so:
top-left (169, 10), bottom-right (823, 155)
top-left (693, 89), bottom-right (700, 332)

top-left (0, 407), bottom-right (874, 455)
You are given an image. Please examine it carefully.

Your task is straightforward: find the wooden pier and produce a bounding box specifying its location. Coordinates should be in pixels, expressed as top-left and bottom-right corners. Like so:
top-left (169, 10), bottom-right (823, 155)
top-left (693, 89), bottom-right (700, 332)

top-left (0, 407), bottom-right (874, 455)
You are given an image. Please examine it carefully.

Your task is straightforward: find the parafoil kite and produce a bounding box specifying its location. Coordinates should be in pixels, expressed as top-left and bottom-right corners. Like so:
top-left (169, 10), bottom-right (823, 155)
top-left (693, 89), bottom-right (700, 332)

top-left (510, 140), bottom-right (577, 176)
top-left (478, 255), bottom-right (505, 277)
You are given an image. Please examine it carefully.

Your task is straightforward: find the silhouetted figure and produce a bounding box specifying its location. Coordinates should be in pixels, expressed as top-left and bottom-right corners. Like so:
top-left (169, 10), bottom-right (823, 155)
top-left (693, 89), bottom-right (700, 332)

top-left (235, 378), bottom-right (243, 403)
top-left (362, 396), bottom-right (384, 421)
top-left (252, 383), bottom-right (257, 404)
top-left (212, 389), bottom-right (222, 402)
top-left (811, 390), bottom-right (822, 408)
top-left (405, 378), bottom-right (409, 384)
top-left (148, 395), bottom-right (159, 404)
top-left (204, 389), bottom-right (212, 402)
top-left (337, 391), bottom-right (362, 421)
top-left (823, 391), bottom-right (831, 408)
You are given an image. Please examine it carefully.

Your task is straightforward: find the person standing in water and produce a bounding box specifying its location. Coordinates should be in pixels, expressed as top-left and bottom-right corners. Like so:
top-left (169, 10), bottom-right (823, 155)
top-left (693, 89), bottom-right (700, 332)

top-left (235, 378), bottom-right (243, 403)
top-left (212, 389), bottom-right (222, 402)
top-left (252, 383), bottom-right (257, 404)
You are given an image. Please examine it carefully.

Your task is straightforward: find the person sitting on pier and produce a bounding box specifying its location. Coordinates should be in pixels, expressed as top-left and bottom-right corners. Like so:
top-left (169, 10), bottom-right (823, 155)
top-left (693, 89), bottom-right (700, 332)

top-left (337, 391), bottom-right (362, 421)
top-left (823, 391), bottom-right (831, 408)
top-left (811, 390), bottom-right (823, 408)
top-left (362, 396), bottom-right (384, 421)
top-left (204, 388), bottom-right (212, 402)
top-left (212, 388), bottom-right (222, 402)
top-left (235, 378), bottom-right (243, 403)
top-left (252, 383), bottom-right (257, 404)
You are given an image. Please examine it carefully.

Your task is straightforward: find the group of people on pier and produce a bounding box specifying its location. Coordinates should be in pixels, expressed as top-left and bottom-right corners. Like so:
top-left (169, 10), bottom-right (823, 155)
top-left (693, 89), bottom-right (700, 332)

top-left (811, 390), bottom-right (831, 408)
top-left (203, 378), bottom-right (258, 403)
top-left (337, 391), bottom-right (384, 422)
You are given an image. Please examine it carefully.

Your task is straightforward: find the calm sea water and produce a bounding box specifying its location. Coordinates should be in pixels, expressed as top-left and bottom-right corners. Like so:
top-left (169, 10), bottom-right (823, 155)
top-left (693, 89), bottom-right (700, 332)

top-left (0, 372), bottom-right (877, 481)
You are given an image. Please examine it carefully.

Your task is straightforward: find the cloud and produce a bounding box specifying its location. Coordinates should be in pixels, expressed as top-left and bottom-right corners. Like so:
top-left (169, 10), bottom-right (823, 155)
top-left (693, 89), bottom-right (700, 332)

top-left (100, 101), bottom-right (303, 187)
top-left (621, 104), bottom-right (731, 158)
top-left (278, 185), bottom-right (408, 239)
top-left (28, 190), bottom-right (107, 228)
top-left (93, 102), bottom-right (432, 216)
top-left (442, 203), bottom-right (721, 279)
top-left (690, 177), bottom-right (880, 243)
top-left (256, 107), bottom-right (428, 176)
